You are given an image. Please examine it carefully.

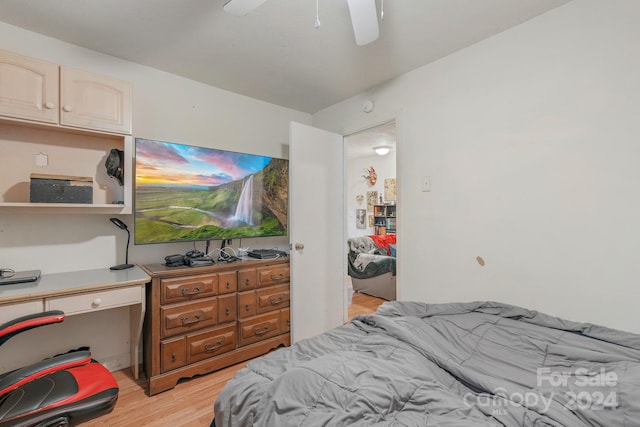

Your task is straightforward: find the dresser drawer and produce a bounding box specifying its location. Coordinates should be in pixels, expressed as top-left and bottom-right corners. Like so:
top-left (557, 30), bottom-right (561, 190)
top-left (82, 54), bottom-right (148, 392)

top-left (187, 324), bottom-right (236, 364)
top-left (160, 274), bottom-right (217, 304)
top-left (161, 298), bottom-right (217, 338)
top-left (217, 293), bottom-right (237, 324)
top-left (238, 268), bottom-right (256, 291)
top-left (161, 336), bottom-right (186, 373)
top-left (238, 311), bottom-right (282, 346)
top-left (46, 285), bottom-right (142, 315)
top-left (256, 284), bottom-right (290, 314)
top-left (217, 271), bottom-right (237, 294)
top-left (237, 291), bottom-right (257, 319)
top-left (280, 308), bottom-right (290, 333)
top-left (256, 265), bottom-right (290, 288)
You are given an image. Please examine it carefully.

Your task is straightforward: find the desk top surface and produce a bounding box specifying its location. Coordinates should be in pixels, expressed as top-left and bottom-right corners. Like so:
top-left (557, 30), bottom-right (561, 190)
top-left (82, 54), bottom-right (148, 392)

top-left (0, 265), bottom-right (150, 303)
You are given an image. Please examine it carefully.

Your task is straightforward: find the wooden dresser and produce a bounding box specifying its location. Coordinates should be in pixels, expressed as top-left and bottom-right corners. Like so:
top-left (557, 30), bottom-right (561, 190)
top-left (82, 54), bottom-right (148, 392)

top-left (141, 258), bottom-right (290, 395)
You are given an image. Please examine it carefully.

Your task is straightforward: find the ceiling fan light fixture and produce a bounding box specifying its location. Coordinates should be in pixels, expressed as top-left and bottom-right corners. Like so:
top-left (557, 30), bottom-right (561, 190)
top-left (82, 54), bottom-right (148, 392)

top-left (374, 146), bottom-right (391, 156)
top-left (223, 0), bottom-right (268, 16)
top-left (347, 0), bottom-right (379, 46)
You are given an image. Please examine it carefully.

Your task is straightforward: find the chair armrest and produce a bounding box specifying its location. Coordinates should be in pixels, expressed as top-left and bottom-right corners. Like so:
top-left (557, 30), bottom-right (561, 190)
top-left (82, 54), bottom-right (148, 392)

top-left (0, 310), bottom-right (65, 347)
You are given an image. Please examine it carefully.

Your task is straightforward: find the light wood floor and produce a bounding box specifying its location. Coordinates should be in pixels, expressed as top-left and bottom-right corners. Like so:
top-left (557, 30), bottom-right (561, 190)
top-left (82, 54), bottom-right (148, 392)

top-left (80, 292), bottom-right (386, 426)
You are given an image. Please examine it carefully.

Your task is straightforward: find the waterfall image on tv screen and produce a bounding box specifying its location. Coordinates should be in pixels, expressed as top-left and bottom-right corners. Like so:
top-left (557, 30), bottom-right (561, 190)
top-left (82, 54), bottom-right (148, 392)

top-left (134, 138), bottom-right (288, 244)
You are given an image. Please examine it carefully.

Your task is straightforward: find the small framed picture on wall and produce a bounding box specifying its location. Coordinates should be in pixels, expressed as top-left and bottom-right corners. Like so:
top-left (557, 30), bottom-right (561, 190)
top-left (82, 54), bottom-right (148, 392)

top-left (367, 191), bottom-right (378, 212)
top-left (356, 209), bottom-right (366, 229)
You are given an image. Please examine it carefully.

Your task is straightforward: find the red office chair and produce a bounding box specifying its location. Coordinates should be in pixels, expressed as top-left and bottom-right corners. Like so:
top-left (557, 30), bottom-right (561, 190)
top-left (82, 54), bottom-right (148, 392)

top-left (0, 311), bottom-right (119, 427)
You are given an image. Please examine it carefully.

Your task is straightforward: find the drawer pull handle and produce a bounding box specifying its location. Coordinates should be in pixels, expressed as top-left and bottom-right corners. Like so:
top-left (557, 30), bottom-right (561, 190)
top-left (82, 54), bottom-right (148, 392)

top-left (269, 295), bottom-right (285, 305)
top-left (226, 282), bottom-right (231, 289)
top-left (286, 320), bottom-right (291, 326)
top-left (245, 279), bottom-right (251, 286)
top-left (92, 298), bottom-right (103, 307)
top-left (245, 304), bottom-right (251, 311)
top-left (181, 286), bottom-right (201, 296)
top-left (204, 339), bottom-right (224, 352)
top-left (253, 325), bottom-right (270, 336)
top-left (181, 314), bottom-right (202, 325)
top-left (270, 273), bottom-right (284, 280)
top-left (171, 353), bottom-right (176, 362)
top-left (225, 307), bottom-right (231, 316)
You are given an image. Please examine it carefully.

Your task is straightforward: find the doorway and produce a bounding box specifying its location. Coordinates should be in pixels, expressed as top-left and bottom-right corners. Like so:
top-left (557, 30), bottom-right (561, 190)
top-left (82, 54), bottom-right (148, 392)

top-left (344, 120), bottom-right (397, 307)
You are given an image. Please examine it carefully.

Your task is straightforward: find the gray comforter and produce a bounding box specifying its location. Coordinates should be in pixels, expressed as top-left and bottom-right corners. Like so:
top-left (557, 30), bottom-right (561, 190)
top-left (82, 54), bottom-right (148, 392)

top-left (214, 301), bottom-right (640, 426)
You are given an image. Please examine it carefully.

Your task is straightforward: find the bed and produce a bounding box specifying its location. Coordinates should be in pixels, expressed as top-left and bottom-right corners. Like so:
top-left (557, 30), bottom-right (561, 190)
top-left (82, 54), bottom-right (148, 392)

top-left (213, 301), bottom-right (640, 426)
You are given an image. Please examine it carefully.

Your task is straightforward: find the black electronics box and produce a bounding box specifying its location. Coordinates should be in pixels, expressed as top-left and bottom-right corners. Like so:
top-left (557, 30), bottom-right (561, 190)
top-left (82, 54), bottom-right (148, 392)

top-left (247, 249), bottom-right (288, 259)
top-left (30, 174), bottom-right (93, 204)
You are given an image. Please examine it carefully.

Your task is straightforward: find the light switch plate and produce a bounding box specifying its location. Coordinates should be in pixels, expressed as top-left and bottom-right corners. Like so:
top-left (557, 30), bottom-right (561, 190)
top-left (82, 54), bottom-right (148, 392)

top-left (421, 176), bottom-right (431, 192)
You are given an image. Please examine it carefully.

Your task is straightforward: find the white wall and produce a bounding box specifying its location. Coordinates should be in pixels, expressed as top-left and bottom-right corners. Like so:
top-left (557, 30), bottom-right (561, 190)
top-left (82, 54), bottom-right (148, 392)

top-left (0, 22), bottom-right (310, 371)
top-left (346, 154), bottom-right (396, 237)
top-left (314, 0), bottom-right (640, 334)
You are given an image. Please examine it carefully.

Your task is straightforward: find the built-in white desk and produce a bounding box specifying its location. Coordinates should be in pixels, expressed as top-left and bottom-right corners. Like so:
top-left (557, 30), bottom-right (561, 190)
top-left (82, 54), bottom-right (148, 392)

top-left (0, 266), bottom-right (150, 379)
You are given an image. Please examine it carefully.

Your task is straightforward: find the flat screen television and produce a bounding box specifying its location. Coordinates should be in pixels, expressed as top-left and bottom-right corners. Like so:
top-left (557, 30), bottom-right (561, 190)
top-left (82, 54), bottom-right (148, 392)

top-left (134, 138), bottom-right (288, 244)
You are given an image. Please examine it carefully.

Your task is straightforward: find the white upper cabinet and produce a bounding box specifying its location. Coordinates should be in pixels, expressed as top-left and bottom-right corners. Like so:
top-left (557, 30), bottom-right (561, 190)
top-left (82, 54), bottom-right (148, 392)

top-left (0, 50), bottom-right (133, 214)
top-left (0, 50), bottom-right (59, 124)
top-left (0, 50), bottom-right (132, 135)
top-left (60, 67), bottom-right (132, 135)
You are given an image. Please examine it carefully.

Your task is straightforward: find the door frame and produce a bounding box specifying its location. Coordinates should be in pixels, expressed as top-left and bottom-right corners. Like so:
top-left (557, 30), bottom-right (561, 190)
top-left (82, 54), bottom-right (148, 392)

top-left (341, 110), bottom-right (403, 318)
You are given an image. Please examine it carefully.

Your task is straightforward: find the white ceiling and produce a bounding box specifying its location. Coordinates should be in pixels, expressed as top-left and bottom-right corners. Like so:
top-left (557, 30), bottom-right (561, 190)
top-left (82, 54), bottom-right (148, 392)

top-left (345, 120), bottom-right (396, 160)
top-left (0, 0), bottom-right (570, 114)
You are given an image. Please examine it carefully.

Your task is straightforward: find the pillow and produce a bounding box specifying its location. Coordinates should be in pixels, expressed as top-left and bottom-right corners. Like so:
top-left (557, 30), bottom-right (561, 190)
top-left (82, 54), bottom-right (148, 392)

top-left (388, 243), bottom-right (396, 257)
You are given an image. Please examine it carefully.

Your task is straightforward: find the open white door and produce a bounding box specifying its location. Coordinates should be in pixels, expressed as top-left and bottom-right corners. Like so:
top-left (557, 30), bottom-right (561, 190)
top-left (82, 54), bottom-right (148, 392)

top-left (289, 122), bottom-right (344, 343)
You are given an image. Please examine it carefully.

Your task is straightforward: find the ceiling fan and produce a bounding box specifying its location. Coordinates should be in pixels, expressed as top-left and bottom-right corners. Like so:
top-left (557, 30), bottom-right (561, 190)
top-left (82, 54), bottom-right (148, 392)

top-left (223, 0), bottom-right (380, 46)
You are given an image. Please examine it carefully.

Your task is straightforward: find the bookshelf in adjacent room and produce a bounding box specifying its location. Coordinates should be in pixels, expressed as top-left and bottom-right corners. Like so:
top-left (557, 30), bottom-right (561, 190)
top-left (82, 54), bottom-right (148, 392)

top-left (373, 204), bottom-right (397, 235)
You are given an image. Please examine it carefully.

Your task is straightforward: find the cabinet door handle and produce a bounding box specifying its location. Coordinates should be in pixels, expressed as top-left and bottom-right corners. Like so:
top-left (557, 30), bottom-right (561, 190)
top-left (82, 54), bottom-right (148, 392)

top-left (181, 286), bottom-right (201, 296)
top-left (270, 273), bottom-right (284, 280)
top-left (204, 339), bottom-right (224, 352)
top-left (62, 104), bottom-right (73, 112)
top-left (269, 295), bottom-right (285, 305)
top-left (245, 278), bottom-right (251, 286)
top-left (44, 101), bottom-right (55, 109)
top-left (253, 325), bottom-right (270, 336)
top-left (181, 314), bottom-right (202, 325)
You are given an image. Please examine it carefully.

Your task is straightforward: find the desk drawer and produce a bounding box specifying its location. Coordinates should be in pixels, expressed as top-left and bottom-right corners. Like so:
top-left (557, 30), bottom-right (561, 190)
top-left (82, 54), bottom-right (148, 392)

top-left (0, 301), bottom-right (43, 323)
top-left (45, 286), bottom-right (142, 315)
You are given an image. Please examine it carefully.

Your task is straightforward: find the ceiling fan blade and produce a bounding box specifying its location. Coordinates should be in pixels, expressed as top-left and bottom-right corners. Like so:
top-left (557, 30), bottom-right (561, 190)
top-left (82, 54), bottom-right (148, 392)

top-left (223, 0), bottom-right (268, 16)
top-left (347, 0), bottom-right (379, 46)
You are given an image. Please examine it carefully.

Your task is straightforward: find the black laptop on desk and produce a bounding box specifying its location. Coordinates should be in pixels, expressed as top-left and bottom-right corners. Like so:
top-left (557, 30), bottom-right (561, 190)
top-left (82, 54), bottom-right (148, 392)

top-left (0, 270), bottom-right (41, 286)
